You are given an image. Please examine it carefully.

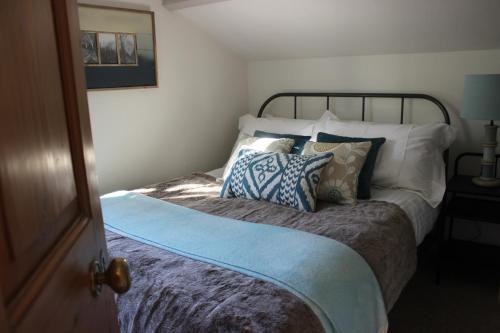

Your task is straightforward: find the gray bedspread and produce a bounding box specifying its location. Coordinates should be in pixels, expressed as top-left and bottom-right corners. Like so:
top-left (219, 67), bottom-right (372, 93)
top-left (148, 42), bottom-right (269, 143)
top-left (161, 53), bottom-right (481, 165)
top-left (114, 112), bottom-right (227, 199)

top-left (106, 174), bottom-right (417, 333)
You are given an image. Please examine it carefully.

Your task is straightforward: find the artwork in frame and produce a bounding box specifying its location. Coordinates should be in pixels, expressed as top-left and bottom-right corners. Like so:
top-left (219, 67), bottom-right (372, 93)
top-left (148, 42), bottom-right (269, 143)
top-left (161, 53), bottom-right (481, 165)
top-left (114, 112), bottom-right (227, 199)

top-left (81, 32), bottom-right (98, 64)
top-left (98, 33), bottom-right (118, 64)
top-left (78, 4), bottom-right (157, 90)
top-left (119, 34), bottom-right (138, 65)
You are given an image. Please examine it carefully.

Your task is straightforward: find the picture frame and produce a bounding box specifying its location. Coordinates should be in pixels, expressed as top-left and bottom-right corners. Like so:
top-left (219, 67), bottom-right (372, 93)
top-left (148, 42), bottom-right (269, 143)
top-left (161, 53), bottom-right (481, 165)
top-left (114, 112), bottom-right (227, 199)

top-left (78, 4), bottom-right (158, 90)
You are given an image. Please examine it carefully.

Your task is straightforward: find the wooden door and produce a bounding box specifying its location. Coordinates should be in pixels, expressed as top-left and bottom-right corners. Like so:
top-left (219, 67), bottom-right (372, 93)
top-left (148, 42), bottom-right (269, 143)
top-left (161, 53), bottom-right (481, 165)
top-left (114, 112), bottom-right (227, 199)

top-left (0, 0), bottom-right (121, 332)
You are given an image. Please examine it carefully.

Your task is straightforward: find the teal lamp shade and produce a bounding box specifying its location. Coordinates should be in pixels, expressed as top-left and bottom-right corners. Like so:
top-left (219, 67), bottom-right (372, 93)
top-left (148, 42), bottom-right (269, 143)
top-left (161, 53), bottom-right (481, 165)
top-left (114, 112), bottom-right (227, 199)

top-left (461, 74), bottom-right (500, 120)
top-left (462, 74), bottom-right (500, 187)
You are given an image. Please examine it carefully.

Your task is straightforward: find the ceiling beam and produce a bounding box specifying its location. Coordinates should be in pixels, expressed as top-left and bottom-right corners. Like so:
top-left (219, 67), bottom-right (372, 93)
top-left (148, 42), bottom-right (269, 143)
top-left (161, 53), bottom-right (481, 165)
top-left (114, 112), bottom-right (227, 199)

top-left (163, 0), bottom-right (231, 11)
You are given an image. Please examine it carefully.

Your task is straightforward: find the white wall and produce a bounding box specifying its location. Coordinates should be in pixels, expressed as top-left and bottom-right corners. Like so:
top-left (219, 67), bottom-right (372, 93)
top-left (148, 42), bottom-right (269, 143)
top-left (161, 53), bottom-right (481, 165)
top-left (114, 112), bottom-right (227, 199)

top-left (82, 0), bottom-right (247, 194)
top-left (248, 49), bottom-right (500, 245)
top-left (249, 49), bottom-right (500, 171)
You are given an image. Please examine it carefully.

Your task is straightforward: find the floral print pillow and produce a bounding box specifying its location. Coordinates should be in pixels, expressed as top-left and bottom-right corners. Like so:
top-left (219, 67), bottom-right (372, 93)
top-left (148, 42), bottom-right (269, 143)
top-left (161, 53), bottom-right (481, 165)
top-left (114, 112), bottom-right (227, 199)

top-left (302, 141), bottom-right (372, 205)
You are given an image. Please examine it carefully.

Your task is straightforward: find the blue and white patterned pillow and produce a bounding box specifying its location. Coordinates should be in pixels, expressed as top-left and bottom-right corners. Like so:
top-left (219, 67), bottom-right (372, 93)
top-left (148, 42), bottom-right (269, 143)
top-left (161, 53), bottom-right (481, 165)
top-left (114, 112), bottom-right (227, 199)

top-left (220, 150), bottom-right (333, 212)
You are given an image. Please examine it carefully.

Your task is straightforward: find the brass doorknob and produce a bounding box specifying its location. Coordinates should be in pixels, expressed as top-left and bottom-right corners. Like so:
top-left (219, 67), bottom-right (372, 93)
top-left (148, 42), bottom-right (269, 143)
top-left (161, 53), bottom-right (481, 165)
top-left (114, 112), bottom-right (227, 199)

top-left (90, 257), bottom-right (131, 296)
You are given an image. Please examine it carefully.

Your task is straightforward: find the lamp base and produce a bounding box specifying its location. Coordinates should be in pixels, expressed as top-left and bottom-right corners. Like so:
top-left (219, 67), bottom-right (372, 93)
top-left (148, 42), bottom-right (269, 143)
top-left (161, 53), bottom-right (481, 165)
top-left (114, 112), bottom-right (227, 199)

top-left (472, 176), bottom-right (500, 187)
top-left (474, 121), bottom-right (499, 187)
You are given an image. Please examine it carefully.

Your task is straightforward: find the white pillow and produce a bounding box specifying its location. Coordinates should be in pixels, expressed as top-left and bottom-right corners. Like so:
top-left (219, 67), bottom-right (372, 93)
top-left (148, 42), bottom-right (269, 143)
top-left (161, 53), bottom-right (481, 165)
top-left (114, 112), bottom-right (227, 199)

top-left (314, 118), bottom-right (456, 207)
top-left (239, 113), bottom-right (316, 136)
top-left (307, 110), bottom-right (340, 141)
top-left (222, 133), bottom-right (295, 180)
top-left (398, 123), bottom-right (456, 207)
top-left (318, 110), bottom-right (341, 122)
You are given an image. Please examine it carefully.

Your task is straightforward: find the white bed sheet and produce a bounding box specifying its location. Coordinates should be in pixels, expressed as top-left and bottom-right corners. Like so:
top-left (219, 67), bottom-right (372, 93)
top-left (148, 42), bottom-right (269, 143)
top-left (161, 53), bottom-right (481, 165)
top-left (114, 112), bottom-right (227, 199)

top-left (205, 167), bottom-right (225, 179)
top-left (370, 188), bottom-right (439, 245)
top-left (205, 168), bottom-right (438, 245)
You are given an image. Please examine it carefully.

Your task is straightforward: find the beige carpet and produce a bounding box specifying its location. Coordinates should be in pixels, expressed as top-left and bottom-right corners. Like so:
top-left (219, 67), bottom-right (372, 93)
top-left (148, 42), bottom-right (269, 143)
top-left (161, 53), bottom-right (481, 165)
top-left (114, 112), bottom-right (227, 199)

top-left (389, 241), bottom-right (500, 333)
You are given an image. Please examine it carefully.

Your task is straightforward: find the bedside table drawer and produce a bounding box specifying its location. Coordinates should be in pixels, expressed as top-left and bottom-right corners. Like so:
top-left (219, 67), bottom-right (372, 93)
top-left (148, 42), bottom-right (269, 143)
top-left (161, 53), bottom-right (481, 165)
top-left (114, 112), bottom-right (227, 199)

top-left (448, 175), bottom-right (500, 197)
top-left (447, 197), bottom-right (500, 224)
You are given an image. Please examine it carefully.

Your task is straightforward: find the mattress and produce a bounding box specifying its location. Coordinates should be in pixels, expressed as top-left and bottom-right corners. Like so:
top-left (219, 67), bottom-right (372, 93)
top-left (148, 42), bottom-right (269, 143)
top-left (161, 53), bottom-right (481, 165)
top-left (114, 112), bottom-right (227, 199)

top-left (207, 167), bottom-right (439, 246)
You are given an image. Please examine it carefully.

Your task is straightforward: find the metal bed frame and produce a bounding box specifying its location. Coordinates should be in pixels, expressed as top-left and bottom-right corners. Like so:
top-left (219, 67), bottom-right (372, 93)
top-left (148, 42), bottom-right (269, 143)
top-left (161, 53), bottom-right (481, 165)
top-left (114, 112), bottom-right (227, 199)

top-left (257, 92), bottom-right (450, 125)
top-left (257, 91), bottom-right (451, 165)
top-left (257, 92), bottom-right (452, 283)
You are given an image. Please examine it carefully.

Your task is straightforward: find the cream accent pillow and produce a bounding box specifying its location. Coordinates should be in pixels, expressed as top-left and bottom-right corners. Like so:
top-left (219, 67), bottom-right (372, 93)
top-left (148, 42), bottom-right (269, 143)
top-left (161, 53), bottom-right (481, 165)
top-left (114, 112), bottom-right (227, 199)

top-left (222, 133), bottom-right (295, 180)
top-left (302, 141), bottom-right (372, 205)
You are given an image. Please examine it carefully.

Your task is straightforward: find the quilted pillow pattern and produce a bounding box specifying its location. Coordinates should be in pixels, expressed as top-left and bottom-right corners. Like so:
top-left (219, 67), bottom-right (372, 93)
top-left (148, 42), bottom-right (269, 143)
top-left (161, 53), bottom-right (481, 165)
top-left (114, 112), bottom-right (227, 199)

top-left (221, 150), bottom-right (333, 212)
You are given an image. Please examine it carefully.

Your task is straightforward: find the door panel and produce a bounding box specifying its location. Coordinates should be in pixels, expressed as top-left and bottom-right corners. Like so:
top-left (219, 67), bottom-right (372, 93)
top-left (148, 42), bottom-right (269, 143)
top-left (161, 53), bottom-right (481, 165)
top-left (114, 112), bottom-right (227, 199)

top-left (0, 0), bottom-right (80, 302)
top-left (14, 221), bottom-right (115, 333)
top-left (0, 0), bottom-right (120, 331)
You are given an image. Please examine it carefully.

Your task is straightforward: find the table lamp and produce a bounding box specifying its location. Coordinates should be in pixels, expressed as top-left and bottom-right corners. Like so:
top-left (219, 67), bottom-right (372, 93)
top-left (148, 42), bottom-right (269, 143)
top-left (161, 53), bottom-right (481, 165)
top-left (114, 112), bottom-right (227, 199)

top-left (462, 74), bottom-right (500, 187)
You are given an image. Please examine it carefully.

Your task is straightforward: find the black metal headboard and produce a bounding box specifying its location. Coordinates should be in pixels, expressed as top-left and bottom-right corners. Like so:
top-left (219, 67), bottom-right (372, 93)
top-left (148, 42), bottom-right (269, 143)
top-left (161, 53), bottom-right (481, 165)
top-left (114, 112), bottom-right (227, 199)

top-left (257, 92), bottom-right (450, 125)
top-left (257, 91), bottom-right (452, 177)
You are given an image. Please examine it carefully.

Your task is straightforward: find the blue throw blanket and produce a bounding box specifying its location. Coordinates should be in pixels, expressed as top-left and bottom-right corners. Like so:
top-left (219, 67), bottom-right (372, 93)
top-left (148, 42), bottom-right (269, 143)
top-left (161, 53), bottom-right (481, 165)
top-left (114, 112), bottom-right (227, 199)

top-left (101, 191), bottom-right (387, 333)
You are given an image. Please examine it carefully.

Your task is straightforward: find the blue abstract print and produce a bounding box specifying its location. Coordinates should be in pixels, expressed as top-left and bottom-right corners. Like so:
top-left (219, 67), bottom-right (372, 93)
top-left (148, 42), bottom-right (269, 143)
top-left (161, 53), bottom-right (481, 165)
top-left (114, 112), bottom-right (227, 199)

top-left (221, 150), bottom-right (333, 212)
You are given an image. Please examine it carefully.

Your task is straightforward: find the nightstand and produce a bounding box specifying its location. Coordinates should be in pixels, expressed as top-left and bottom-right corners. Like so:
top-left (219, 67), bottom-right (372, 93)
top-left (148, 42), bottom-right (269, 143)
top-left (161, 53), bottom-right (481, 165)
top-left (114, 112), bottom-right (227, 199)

top-left (437, 152), bottom-right (500, 283)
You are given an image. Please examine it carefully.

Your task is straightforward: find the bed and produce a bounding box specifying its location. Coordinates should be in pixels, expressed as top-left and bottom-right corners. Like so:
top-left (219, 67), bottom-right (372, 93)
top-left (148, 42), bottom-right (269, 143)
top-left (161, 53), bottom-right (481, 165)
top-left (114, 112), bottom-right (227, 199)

top-left (104, 92), bottom-right (452, 333)
top-left (207, 167), bottom-right (440, 246)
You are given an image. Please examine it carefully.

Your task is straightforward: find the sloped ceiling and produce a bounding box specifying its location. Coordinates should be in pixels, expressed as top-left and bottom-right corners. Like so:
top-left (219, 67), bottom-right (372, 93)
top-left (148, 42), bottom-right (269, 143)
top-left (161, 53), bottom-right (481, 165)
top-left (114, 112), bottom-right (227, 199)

top-left (164, 0), bottom-right (500, 60)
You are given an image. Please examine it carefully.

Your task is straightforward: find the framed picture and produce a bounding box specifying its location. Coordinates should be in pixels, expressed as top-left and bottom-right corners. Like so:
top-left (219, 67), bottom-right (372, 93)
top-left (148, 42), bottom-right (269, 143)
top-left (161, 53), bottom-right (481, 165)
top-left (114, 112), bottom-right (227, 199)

top-left (119, 34), bottom-right (138, 65)
top-left (78, 5), bottom-right (158, 90)
top-left (98, 33), bottom-right (118, 64)
top-left (81, 32), bottom-right (98, 64)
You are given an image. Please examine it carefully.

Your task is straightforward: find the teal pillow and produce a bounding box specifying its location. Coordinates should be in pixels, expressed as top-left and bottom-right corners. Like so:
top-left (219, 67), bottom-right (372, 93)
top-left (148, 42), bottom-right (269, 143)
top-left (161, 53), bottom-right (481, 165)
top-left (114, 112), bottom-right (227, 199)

top-left (221, 149), bottom-right (333, 212)
top-left (254, 130), bottom-right (311, 154)
top-left (317, 133), bottom-right (386, 199)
